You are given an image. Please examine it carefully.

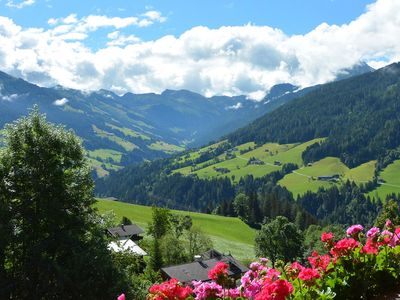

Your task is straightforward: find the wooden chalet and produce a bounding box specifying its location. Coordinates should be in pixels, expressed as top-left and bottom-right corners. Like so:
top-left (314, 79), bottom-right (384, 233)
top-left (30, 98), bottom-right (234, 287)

top-left (107, 224), bottom-right (147, 256)
top-left (160, 249), bottom-right (248, 285)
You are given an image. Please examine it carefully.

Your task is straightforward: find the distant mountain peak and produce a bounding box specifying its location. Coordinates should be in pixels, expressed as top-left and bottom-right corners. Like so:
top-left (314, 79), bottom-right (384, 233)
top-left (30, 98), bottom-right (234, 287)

top-left (379, 62), bottom-right (400, 74)
top-left (161, 89), bottom-right (203, 98)
top-left (335, 61), bottom-right (374, 81)
top-left (265, 83), bottom-right (299, 101)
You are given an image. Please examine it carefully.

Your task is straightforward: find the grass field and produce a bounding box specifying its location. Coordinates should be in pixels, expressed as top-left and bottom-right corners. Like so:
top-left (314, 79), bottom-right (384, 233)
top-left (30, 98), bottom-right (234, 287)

top-left (176, 140), bottom-right (228, 164)
top-left (278, 157), bottom-right (349, 198)
top-left (367, 160), bottom-right (400, 200)
top-left (88, 148), bottom-right (123, 164)
top-left (92, 125), bottom-right (138, 151)
top-left (148, 141), bottom-right (184, 154)
top-left (106, 123), bottom-right (151, 141)
top-left (344, 160), bottom-right (376, 183)
top-left (95, 199), bottom-right (256, 260)
top-left (278, 174), bottom-right (333, 198)
top-left (88, 157), bottom-right (122, 177)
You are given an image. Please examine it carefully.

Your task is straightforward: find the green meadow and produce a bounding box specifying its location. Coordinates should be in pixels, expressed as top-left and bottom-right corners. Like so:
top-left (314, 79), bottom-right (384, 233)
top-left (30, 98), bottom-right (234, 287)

top-left (95, 199), bottom-right (256, 261)
top-left (344, 160), bottom-right (376, 183)
top-left (368, 160), bottom-right (400, 200)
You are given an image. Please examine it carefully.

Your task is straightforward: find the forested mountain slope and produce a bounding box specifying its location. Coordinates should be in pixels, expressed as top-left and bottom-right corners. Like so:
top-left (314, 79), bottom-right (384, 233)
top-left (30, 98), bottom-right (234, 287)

top-left (228, 63), bottom-right (400, 167)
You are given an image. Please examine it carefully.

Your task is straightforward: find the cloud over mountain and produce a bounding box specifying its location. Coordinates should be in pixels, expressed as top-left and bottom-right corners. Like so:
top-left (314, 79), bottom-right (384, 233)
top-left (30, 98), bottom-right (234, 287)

top-left (0, 0), bottom-right (399, 100)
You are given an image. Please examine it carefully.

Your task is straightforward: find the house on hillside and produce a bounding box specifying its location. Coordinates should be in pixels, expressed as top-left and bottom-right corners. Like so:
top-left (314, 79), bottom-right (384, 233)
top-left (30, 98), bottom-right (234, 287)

top-left (214, 167), bottom-right (230, 174)
top-left (248, 158), bottom-right (265, 165)
top-left (107, 224), bottom-right (147, 256)
top-left (317, 174), bottom-right (340, 182)
top-left (161, 249), bottom-right (248, 285)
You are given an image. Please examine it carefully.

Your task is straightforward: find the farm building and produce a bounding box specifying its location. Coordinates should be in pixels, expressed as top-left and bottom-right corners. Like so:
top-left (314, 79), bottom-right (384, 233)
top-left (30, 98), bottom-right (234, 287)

top-left (317, 174), bottom-right (340, 181)
top-left (161, 249), bottom-right (248, 285)
top-left (248, 158), bottom-right (265, 165)
top-left (107, 224), bottom-right (147, 256)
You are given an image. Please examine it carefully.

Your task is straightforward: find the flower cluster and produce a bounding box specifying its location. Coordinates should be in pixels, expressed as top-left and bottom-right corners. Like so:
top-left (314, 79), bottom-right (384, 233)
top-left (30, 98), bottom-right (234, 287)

top-left (147, 279), bottom-right (193, 300)
top-left (208, 261), bottom-right (229, 282)
top-left (144, 221), bottom-right (400, 300)
top-left (330, 238), bottom-right (359, 257)
top-left (346, 224), bottom-right (364, 237)
top-left (254, 279), bottom-right (293, 300)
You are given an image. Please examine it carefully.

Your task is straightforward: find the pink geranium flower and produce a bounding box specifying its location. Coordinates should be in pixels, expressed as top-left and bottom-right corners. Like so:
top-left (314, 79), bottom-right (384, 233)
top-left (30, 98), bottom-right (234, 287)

top-left (346, 224), bottom-right (364, 237)
top-left (367, 227), bottom-right (380, 239)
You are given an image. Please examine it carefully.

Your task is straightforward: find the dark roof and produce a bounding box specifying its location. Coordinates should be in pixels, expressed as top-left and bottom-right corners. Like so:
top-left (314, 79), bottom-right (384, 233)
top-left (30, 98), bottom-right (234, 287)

top-left (107, 224), bottom-right (144, 238)
top-left (161, 249), bottom-right (248, 284)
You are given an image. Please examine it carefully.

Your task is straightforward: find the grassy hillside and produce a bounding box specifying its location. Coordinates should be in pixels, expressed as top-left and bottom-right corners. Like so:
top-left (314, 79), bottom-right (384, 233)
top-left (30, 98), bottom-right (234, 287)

top-left (173, 139), bottom-right (323, 182)
top-left (278, 157), bottom-right (348, 197)
top-left (95, 199), bottom-right (256, 261)
top-left (344, 160), bottom-right (376, 183)
top-left (171, 138), bottom-right (399, 199)
top-left (368, 160), bottom-right (400, 200)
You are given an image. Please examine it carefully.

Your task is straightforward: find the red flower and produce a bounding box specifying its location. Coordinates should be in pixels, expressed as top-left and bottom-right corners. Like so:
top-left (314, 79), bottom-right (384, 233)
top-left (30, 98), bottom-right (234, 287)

top-left (321, 232), bottom-right (334, 243)
top-left (208, 262), bottom-right (229, 281)
top-left (148, 278), bottom-right (193, 300)
top-left (330, 238), bottom-right (360, 257)
top-left (286, 262), bottom-right (304, 279)
top-left (308, 251), bottom-right (331, 272)
top-left (298, 268), bottom-right (320, 283)
top-left (361, 239), bottom-right (379, 255)
top-left (255, 279), bottom-right (294, 300)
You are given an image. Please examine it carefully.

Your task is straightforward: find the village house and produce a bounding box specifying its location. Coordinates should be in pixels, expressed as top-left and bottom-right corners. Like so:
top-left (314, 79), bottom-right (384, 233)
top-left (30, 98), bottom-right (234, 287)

top-left (248, 158), bottom-right (265, 165)
top-left (317, 174), bottom-right (340, 181)
top-left (214, 167), bottom-right (230, 174)
top-left (107, 224), bottom-right (147, 256)
top-left (161, 249), bottom-right (248, 285)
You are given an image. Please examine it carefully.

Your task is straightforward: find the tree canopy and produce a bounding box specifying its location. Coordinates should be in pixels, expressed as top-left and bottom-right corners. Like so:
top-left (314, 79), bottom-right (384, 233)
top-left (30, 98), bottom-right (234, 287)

top-left (0, 108), bottom-right (126, 299)
top-left (255, 216), bottom-right (303, 266)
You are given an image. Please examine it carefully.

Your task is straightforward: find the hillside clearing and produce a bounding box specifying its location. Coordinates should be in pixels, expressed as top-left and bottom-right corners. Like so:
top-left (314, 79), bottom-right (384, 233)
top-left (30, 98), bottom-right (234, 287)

top-left (368, 160), bottom-right (400, 200)
top-left (95, 199), bottom-right (256, 261)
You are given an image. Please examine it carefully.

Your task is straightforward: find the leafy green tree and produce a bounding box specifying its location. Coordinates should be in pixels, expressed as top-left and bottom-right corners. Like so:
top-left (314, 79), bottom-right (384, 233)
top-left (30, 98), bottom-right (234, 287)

top-left (148, 207), bottom-right (171, 270)
top-left (170, 214), bottom-right (192, 238)
top-left (375, 199), bottom-right (400, 227)
top-left (303, 224), bottom-right (345, 258)
top-left (121, 216), bottom-right (133, 225)
top-left (149, 238), bottom-right (163, 271)
top-left (187, 227), bottom-right (213, 259)
top-left (233, 193), bottom-right (250, 222)
top-left (148, 207), bottom-right (171, 239)
top-left (255, 216), bottom-right (303, 266)
top-left (0, 109), bottom-right (127, 299)
top-left (161, 234), bottom-right (188, 265)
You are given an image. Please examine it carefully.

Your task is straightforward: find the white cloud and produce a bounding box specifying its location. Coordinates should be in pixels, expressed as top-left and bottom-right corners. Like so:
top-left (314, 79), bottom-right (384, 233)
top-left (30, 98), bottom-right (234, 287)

top-left (142, 10), bottom-right (167, 23)
top-left (0, 85), bottom-right (19, 101)
top-left (0, 0), bottom-right (400, 100)
top-left (107, 31), bottom-right (140, 47)
top-left (53, 98), bottom-right (68, 106)
top-left (6, 0), bottom-right (35, 9)
top-left (226, 102), bottom-right (243, 110)
top-left (47, 11), bottom-right (166, 33)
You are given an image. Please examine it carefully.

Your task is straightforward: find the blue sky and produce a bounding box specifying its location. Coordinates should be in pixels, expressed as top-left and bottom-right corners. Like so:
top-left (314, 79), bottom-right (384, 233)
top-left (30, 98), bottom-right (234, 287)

top-left (3, 0), bottom-right (374, 45)
top-left (0, 0), bottom-right (398, 99)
